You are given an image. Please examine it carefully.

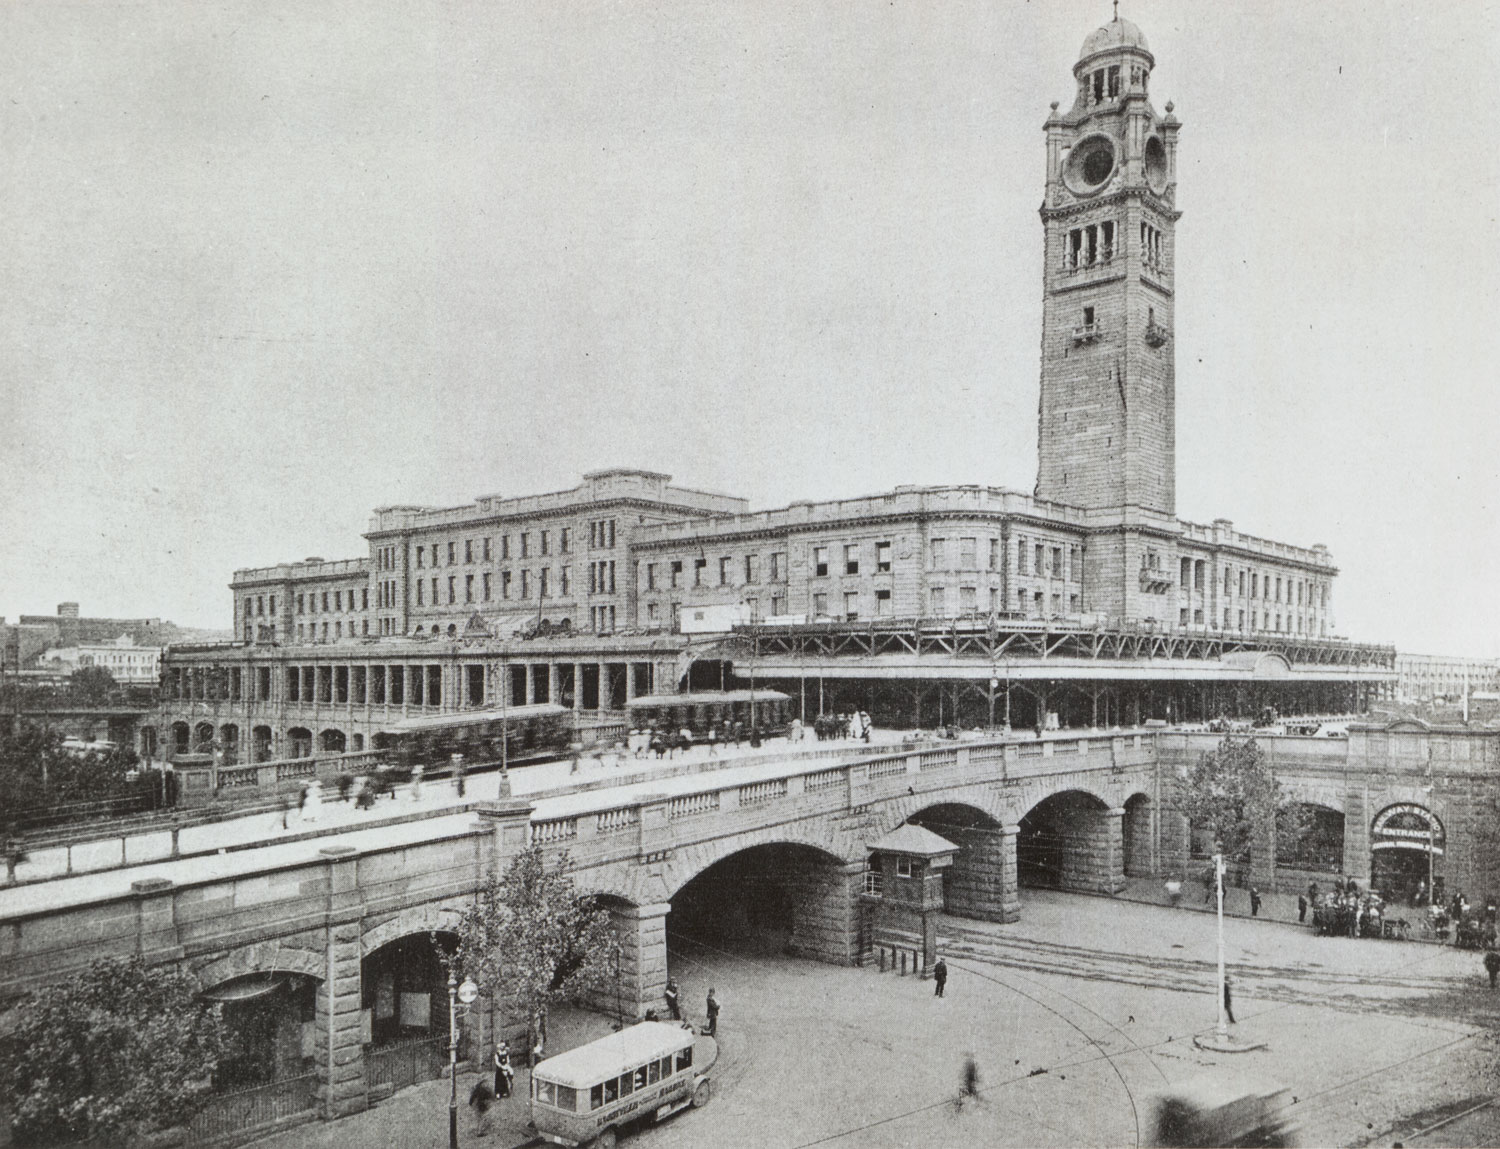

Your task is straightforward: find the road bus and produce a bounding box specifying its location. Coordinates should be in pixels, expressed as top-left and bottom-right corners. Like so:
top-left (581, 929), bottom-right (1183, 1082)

top-left (530, 1021), bottom-right (709, 1148)
top-left (624, 689), bottom-right (792, 741)
top-left (373, 702), bottom-right (572, 776)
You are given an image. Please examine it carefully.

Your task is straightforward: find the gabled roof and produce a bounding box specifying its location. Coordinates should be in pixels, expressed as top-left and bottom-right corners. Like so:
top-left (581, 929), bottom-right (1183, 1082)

top-left (867, 823), bottom-right (958, 858)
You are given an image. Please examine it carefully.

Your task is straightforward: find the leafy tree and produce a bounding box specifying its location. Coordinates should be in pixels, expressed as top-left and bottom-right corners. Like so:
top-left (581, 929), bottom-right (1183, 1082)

top-left (1177, 737), bottom-right (1310, 877)
top-left (1, 957), bottom-right (228, 1146)
top-left (0, 722), bottom-right (142, 816)
top-left (446, 847), bottom-right (621, 1052)
top-left (68, 665), bottom-right (118, 705)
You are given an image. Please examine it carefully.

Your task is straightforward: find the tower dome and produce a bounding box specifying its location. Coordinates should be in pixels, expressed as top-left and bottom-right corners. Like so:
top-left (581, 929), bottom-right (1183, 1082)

top-left (1078, 17), bottom-right (1153, 69)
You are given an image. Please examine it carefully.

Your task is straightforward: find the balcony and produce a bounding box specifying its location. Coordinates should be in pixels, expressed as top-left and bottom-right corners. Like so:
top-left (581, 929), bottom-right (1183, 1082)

top-left (1071, 323), bottom-right (1102, 346)
top-left (1062, 247), bottom-right (1116, 276)
top-left (1138, 568), bottom-right (1173, 595)
top-left (1145, 321), bottom-right (1171, 348)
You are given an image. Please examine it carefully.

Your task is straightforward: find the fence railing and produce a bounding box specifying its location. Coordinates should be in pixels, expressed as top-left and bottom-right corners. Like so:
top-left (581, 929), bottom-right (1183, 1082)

top-left (366, 1034), bottom-right (453, 1097)
top-left (187, 1072), bottom-right (318, 1144)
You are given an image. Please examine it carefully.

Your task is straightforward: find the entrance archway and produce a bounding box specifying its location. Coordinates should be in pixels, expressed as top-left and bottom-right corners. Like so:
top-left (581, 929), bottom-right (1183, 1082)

top-left (201, 973), bottom-right (319, 1090)
top-left (319, 728), bottom-right (346, 753)
top-left (287, 728), bottom-right (312, 759)
top-left (1122, 793), bottom-right (1152, 877)
top-left (194, 722), bottom-right (215, 753)
top-left (361, 932), bottom-right (462, 1093)
top-left (1371, 804), bottom-right (1444, 903)
top-left (669, 842), bottom-right (855, 965)
top-left (253, 725), bottom-right (274, 762)
top-left (1017, 790), bottom-right (1122, 894)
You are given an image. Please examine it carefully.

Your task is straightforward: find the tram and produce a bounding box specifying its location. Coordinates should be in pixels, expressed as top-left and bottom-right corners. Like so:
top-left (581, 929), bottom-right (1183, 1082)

top-left (374, 703), bottom-right (572, 774)
top-left (625, 690), bottom-right (793, 740)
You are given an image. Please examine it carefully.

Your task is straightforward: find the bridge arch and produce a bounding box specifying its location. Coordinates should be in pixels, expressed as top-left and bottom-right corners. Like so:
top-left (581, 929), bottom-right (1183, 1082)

top-left (195, 944), bottom-right (325, 1089)
top-left (666, 838), bottom-right (861, 968)
top-left (1370, 801), bottom-right (1445, 903)
top-left (1017, 789), bottom-right (1125, 895)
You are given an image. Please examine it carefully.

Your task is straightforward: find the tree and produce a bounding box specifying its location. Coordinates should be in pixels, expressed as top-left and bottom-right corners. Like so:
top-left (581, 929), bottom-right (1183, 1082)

top-left (68, 665), bottom-right (118, 705)
top-left (1, 957), bottom-right (228, 1146)
top-left (447, 847), bottom-right (621, 1052)
top-left (1176, 737), bottom-right (1310, 878)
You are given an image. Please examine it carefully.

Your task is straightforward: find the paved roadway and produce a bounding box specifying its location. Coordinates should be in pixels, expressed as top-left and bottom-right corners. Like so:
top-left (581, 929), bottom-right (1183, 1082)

top-left (0, 731), bottom-right (907, 918)
top-left (248, 888), bottom-right (1498, 1148)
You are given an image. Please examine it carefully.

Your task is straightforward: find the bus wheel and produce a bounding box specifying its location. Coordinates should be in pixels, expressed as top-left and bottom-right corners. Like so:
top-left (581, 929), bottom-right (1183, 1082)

top-left (592, 1128), bottom-right (617, 1149)
top-left (692, 1080), bottom-right (711, 1108)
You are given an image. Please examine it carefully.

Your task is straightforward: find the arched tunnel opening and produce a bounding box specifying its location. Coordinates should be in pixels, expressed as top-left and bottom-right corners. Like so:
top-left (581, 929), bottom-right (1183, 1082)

top-left (1017, 790), bottom-right (1123, 895)
top-left (668, 843), bottom-right (855, 968)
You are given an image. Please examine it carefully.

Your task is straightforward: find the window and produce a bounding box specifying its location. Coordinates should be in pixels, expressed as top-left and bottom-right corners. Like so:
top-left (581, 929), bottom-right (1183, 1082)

top-left (988, 538), bottom-right (999, 571)
top-left (719, 557), bottom-right (730, 586)
top-left (845, 544), bottom-right (859, 575)
top-left (465, 540), bottom-right (473, 563)
top-left (675, 1046), bottom-right (693, 1072)
top-left (876, 541), bottom-right (892, 573)
top-left (1018, 588), bottom-right (1029, 613)
top-left (540, 568), bottom-right (550, 598)
top-left (501, 535), bottom-right (510, 560)
top-left (416, 548), bottom-right (424, 569)
top-left (772, 594), bottom-right (785, 616)
top-left (482, 537), bottom-right (491, 561)
top-left (362, 588), bottom-right (369, 610)
top-left (1035, 543), bottom-right (1045, 575)
top-left (321, 592), bottom-right (329, 611)
top-left (930, 586), bottom-right (946, 616)
top-left (465, 574), bottom-right (474, 603)
top-left (1195, 560), bottom-right (1206, 592)
top-left (844, 591), bottom-right (859, 620)
top-left (560, 566), bottom-right (570, 596)
top-left (296, 594), bottom-right (304, 613)
top-left (745, 554), bottom-right (760, 584)
top-left (646, 562), bottom-right (657, 590)
top-left (482, 573), bottom-right (492, 601)
top-left (1016, 537), bottom-right (1028, 575)
top-left (1051, 547), bottom-right (1063, 578)
top-left (1070, 545), bottom-right (1082, 582)
top-left (521, 570), bottom-right (531, 598)
top-left (1194, 608), bottom-right (1204, 625)
top-left (930, 538), bottom-right (946, 568)
top-left (448, 576), bottom-right (456, 604)
top-left (447, 542), bottom-right (456, 565)
top-left (560, 527), bottom-right (571, 553)
top-left (812, 592), bottom-right (828, 617)
top-left (770, 552), bottom-right (786, 581)
top-left (1082, 305), bottom-right (1095, 327)
top-left (670, 560), bottom-right (683, 589)
top-left (417, 580), bottom-right (425, 605)
top-left (540, 530), bottom-right (550, 556)
top-left (501, 571), bottom-right (512, 598)
top-left (813, 546), bottom-right (828, 577)
top-left (959, 538), bottom-right (976, 569)
top-left (431, 577), bottom-right (439, 603)
top-left (960, 586), bottom-right (977, 613)
top-left (521, 532), bottom-right (531, 558)
top-left (896, 857), bottom-right (914, 878)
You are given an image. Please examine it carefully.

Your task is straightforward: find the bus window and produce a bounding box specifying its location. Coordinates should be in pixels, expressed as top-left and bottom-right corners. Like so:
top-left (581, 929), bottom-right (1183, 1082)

top-left (659, 1055), bottom-right (672, 1078)
top-left (537, 1080), bottom-right (556, 1105)
top-left (619, 1071), bottom-right (634, 1097)
top-left (604, 1077), bottom-right (619, 1104)
top-left (556, 1086), bottom-right (578, 1112)
top-left (634, 1065), bottom-right (649, 1090)
top-left (675, 1047), bottom-right (693, 1072)
top-left (590, 1083), bottom-right (605, 1110)
top-left (648, 1060), bottom-right (661, 1084)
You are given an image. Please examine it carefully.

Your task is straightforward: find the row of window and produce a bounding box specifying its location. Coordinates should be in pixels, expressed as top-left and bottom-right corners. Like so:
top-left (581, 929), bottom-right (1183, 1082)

top-left (412, 526), bottom-right (584, 570)
top-left (243, 595), bottom-right (277, 618)
top-left (1012, 537), bottom-right (1082, 581)
top-left (295, 620), bottom-right (369, 642)
top-left (1215, 564), bottom-right (1327, 609)
top-left (1185, 607), bottom-right (1328, 637)
top-left (293, 588), bottom-right (367, 615)
top-left (412, 565), bottom-right (593, 607)
top-left (285, 663), bottom-right (445, 707)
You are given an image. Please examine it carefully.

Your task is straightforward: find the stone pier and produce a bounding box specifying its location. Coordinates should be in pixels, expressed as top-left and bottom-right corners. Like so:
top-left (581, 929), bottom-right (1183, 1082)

top-left (942, 824), bottom-right (1020, 923)
top-left (610, 901), bottom-right (671, 1019)
top-left (1061, 807), bottom-right (1126, 895)
top-left (785, 860), bottom-right (867, 965)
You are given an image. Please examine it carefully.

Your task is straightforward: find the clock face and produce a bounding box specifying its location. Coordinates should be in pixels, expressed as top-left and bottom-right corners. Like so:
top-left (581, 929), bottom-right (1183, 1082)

top-left (1064, 134), bottom-right (1116, 196)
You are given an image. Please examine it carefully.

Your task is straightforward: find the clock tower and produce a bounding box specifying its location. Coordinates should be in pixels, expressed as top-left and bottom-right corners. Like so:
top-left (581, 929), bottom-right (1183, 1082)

top-left (1035, 16), bottom-right (1181, 515)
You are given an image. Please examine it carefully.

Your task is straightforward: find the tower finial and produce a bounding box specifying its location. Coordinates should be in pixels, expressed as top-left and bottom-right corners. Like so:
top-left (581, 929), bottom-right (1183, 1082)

top-left (1113, 0), bottom-right (1119, 21)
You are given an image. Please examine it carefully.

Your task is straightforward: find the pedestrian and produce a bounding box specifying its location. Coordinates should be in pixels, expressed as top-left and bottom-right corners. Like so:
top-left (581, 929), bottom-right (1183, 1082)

top-left (1223, 976), bottom-right (1236, 1024)
top-left (933, 957), bottom-right (948, 998)
top-left (1165, 875), bottom-right (1182, 908)
top-left (494, 1041), bottom-right (514, 1099)
top-left (468, 1078), bottom-right (494, 1135)
top-left (960, 1053), bottom-right (980, 1103)
top-left (1204, 864), bottom-right (1217, 905)
top-left (455, 756), bottom-right (467, 798)
top-left (1487, 951), bottom-right (1500, 989)
top-left (1308, 880), bottom-right (1319, 905)
top-left (1250, 888), bottom-right (1262, 917)
top-left (409, 762), bottom-right (423, 801)
top-left (664, 976), bottom-right (681, 1021)
top-left (705, 988), bottom-right (720, 1037)
top-left (1297, 893), bottom-right (1308, 923)
top-left (860, 710), bottom-right (872, 743)
top-left (301, 779), bottom-right (321, 823)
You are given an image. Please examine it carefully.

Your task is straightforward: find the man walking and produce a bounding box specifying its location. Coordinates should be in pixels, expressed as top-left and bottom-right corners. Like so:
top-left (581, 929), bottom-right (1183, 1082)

top-left (1223, 975), bottom-right (1236, 1025)
top-left (1485, 950), bottom-right (1500, 989)
top-left (705, 988), bottom-right (720, 1037)
top-left (1297, 893), bottom-right (1308, 923)
top-left (933, 957), bottom-right (948, 998)
top-left (1250, 888), bottom-right (1262, 917)
top-left (664, 977), bottom-right (681, 1021)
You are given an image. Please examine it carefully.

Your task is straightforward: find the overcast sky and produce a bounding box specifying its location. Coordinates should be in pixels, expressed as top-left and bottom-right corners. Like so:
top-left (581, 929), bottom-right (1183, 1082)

top-left (2, 1), bottom-right (1496, 656)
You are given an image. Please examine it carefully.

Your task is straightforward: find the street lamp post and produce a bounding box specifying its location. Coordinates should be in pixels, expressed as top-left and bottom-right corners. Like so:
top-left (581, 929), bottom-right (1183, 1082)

top-left (988, 676), bottom-right (999, 731)
top-left (1214, 852), bottom-right (1228, 1040)
top-left (448, 974), bottom-right (478, 1149)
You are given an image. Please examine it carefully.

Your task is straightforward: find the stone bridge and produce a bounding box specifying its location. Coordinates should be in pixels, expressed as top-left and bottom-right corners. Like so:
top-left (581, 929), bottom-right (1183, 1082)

top-left (0, 731), bottom-right (1161, 1120)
